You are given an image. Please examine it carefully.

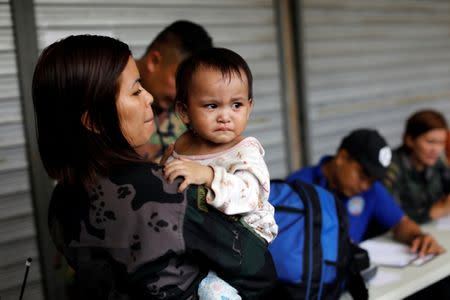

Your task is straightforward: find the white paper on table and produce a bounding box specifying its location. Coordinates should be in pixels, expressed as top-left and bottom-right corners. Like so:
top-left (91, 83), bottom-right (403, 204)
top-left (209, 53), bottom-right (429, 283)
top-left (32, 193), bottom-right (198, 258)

top-left (359, 239), bottom-right (417, 267)
top-left (435, 215), bottom-right (450, 230)
top-left (368, 269), bottom-right (402, 287)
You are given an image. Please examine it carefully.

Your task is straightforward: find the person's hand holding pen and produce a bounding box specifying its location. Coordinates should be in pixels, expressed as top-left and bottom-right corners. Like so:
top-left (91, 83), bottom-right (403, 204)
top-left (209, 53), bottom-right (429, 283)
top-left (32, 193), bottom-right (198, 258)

top-left (410, 233), bottom-right (445, 257)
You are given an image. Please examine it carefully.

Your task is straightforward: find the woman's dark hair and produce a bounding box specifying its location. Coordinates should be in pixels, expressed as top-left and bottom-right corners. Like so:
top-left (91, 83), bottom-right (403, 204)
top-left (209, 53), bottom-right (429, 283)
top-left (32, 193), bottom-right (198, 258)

top-left (32, 35), bottom-right (136, 185)
top-left (403, 109), bottom-right (448, 146)
top-left (175, 47), bottom-right (253, 105)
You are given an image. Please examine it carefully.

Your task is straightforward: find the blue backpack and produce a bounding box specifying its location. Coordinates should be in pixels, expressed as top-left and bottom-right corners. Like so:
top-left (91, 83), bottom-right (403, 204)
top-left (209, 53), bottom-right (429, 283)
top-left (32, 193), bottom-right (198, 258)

top-left (268, 179), bottom-right (367, 300)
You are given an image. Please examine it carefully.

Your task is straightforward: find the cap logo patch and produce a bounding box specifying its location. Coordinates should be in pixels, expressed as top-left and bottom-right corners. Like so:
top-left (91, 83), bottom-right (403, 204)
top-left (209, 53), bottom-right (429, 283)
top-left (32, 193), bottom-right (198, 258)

top-left (347, 196), bottom-right (365, 216)
top-left (379, 146), bottom-right (392, 167)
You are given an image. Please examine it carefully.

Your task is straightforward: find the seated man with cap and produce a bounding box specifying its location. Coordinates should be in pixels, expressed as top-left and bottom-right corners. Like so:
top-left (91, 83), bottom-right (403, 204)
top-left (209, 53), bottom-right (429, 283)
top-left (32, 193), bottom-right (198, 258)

top-left (287, 128), bottom-right (444, 256)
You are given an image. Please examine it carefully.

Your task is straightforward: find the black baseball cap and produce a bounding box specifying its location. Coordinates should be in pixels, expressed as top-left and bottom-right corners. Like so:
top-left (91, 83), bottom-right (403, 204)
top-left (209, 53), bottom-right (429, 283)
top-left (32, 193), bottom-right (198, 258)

top-left (339, 129), bottom-right (392, 179)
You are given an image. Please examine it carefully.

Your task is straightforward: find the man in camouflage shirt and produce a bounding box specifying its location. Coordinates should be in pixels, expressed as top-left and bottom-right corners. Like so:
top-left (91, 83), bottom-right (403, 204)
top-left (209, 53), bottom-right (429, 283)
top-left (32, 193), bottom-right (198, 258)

top-left (136, 21), bottom-right (213, 162)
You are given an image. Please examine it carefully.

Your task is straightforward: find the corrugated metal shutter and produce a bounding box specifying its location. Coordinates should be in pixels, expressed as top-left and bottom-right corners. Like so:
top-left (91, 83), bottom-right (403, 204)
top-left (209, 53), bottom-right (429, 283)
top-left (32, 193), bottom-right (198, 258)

top-left (302, 0), bottom-right (450, 163)
top-left (33, 0), bottom-right (288, 178)
top-left (0, 1), bottom-right (44, 299)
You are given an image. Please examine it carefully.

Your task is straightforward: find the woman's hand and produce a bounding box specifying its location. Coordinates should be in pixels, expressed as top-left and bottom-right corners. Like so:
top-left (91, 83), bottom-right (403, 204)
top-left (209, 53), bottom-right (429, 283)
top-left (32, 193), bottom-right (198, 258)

top-left (429, 194), bottom-right (450, 220)
top-left (164, 158), bottom-right (214, 192)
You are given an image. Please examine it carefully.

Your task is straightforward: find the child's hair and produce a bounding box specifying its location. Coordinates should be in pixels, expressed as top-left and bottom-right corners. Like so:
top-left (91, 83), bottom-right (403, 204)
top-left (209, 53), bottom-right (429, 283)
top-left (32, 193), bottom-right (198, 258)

top-left (175, 47), bottom-right (253, 105)
top-left (403, 109), bottom-right (448, 144)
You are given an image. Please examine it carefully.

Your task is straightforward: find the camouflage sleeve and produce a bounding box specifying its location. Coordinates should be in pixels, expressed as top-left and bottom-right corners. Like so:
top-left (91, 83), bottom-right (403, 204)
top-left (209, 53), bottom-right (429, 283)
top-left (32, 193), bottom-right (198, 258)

top-left (383, 161), bottom-right (401, 202)
top-left (384, 161), bottom-right (432, 223)
top-left (183, 186), bottom-right (276, 299)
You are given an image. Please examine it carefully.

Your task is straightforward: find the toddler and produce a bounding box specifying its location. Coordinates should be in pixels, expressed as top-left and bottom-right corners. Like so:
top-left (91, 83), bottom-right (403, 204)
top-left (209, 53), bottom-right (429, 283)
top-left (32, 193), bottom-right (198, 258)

top-left (164, 47), bottom-right (278, 299)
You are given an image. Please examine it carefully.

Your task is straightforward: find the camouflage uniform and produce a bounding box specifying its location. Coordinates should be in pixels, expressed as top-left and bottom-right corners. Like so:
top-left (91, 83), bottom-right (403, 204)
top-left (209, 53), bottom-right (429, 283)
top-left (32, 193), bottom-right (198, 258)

top-left (49, 162), bottom-right (276, 300)
top-left (383, 146), bottom-right (450, 223)
top-left (145, 108), bottom-right (187, 162)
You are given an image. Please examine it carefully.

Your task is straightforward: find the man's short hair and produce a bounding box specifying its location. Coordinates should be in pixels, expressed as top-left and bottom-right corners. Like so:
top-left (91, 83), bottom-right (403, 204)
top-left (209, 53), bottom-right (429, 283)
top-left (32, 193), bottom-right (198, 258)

top-left (146, 20), bottom-right (213, 56)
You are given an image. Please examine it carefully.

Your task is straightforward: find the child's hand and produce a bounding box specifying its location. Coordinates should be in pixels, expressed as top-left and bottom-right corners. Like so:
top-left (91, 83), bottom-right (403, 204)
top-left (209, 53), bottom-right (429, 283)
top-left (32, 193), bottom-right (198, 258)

top-left (164, 158), bottom-right (213, 192)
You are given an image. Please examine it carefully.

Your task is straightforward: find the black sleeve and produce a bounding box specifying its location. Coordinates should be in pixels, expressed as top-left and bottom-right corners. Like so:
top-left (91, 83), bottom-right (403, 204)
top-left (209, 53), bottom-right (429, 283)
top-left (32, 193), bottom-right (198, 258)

top-left (183, 186), bottom-right (276, 300)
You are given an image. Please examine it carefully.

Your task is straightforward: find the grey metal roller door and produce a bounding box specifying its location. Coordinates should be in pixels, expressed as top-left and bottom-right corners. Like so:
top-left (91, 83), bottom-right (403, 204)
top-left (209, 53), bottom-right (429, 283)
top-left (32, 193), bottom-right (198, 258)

top-left (1, 2), bottom-right (289, 299)
top-left (302, 0), bottom-right (450, 163)
top-left (34, 0), bottom-right (289, 178)
top-left (0, 1), bottom-right (44, 299)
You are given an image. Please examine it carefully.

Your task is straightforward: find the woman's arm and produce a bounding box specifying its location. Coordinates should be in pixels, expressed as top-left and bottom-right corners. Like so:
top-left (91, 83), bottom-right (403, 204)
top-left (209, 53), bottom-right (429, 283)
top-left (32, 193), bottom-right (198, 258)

top-left (429, 194), bottom-right (450, 220)
top-left (183, 185), bottom-right (277, 299)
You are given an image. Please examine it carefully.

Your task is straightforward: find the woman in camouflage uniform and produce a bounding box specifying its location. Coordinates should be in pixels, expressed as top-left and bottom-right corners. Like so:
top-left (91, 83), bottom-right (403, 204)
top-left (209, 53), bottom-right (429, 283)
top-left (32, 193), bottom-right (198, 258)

top-left (383, 109), bottom-right (450, 223)
top-left (32, 34), bottom-right (275, 300)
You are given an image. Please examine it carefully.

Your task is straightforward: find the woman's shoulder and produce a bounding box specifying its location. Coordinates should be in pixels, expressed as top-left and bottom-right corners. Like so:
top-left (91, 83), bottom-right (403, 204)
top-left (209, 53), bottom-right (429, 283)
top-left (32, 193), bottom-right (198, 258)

top-left (391, 146), bottom-right (404, 160)
top-left (49, 161), bottom-right (179, 221)
top-left (383, 147), bottom-right (405, 189)
top-left (106, 161), bottom-right (186, 209)
top-left (110, 161), bottom-right (176, 190)
top-left (111, 160), bottom-right (161, 177)
top-left (389, 146), bottom-right (409, 169)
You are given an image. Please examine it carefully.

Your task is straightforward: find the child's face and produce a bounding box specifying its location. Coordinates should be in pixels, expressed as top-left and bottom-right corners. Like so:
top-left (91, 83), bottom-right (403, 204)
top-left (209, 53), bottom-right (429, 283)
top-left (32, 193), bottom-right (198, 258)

top-left (179, 67), bottom-right (253, 147)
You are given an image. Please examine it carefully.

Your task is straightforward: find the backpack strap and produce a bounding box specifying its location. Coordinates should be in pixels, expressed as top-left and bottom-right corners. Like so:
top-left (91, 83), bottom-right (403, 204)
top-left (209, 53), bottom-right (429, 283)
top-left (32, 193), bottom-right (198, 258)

top-left (346, 243), bottom-right (369, 300)
top-left (304, 179), bottom-right (368, 300)
top-left (292, 180), bottom-right (323, 300)
top-left (333, 193), bottom-right (368, 300)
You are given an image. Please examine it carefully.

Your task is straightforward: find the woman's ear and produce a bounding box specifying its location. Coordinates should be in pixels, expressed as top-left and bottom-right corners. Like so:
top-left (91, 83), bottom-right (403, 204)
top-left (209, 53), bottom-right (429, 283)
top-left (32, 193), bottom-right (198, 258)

top-left (175, 102), bottom-right (190, 125)
top-left (81, 111), bottom-right (99, 133)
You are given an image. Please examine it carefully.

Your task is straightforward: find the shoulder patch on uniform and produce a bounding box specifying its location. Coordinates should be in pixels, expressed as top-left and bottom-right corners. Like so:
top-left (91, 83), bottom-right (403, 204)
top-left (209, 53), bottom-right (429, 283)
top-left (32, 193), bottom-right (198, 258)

top-left (198, 187), bottom-right (209, 212)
